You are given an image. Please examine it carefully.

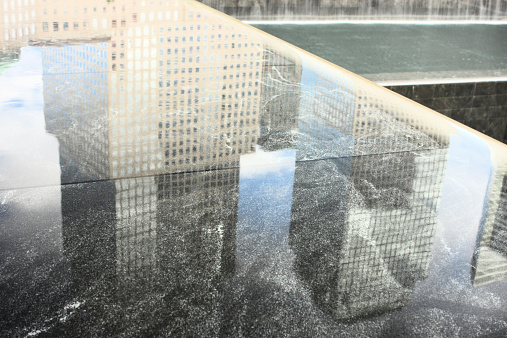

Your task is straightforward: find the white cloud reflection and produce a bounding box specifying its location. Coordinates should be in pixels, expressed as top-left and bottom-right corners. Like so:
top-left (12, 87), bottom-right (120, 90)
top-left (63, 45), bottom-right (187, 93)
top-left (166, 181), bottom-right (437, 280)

top-left (239, 146), bottom-right (296, 179)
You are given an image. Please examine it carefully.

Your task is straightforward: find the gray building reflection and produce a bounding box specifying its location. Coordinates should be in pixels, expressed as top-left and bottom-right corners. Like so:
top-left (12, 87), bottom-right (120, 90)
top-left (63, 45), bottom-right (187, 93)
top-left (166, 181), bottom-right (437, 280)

top-left (112, 170), bottom-right (239, 289)
top-left (472, 168), bottom-right (507, 286)
top-left (108, 170), bottom-right (239, 335)
top-left (258, 46), bottom-right (301, 151)
top-left (42, 42), bottom-right (110, 183)
top-left (289, 66), bottom-right (450, 320)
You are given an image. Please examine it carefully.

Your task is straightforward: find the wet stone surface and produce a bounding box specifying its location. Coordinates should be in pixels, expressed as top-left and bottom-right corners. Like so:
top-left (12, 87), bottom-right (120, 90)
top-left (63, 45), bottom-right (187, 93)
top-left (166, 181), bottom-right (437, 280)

top-left (1, 0), bottom-right (507, 336)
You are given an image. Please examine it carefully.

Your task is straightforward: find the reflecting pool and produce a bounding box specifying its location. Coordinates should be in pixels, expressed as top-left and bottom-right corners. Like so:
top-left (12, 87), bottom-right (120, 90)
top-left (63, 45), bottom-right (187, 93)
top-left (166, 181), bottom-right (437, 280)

top-left (251, 23), bottom-right (507, 80)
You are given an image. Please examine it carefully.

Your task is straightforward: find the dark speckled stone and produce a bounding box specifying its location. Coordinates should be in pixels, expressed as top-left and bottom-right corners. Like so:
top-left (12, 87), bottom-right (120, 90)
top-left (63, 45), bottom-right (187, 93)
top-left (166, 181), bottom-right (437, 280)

top-left (388, 81), bottom-right (507, 143)
top-left (413, 85), bottom-right (435, 99)
top-left (1, 1), bottom-right (507, 336)
top-left (434, 84), bottom-right (456, 98)
top-left (455, 83), bottom-right (476, 97)
top-left (475, 82), bottom-right (496, 96)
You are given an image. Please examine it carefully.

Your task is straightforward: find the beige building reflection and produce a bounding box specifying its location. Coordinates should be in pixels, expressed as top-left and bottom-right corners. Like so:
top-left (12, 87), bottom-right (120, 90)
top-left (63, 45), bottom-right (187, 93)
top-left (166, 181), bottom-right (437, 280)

top-left (0, 0), bottom-right (262, 176)
top-left (102, 1), bottom-right (263, 289)
top-left (1, 0), bottom-right (263, 312)
top-left (106, 4), bottom-right (262, 178)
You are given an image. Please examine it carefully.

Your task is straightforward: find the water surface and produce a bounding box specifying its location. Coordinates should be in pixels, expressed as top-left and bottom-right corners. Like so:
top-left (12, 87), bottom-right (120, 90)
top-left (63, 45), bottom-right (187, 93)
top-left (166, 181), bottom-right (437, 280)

top-left (252, 24), bottom-right (507, 77)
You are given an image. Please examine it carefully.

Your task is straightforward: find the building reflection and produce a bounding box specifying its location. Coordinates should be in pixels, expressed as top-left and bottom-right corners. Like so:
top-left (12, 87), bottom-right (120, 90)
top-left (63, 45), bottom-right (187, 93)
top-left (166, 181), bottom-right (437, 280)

top-left (289, 66), bottom-right (450, 320)
top-left (107, 8), bottom-right (262, 178)
top-left (42, 42), bottom-right (111, 182)
top-left (471, 164), bottom-right (507, 286)
top-left (258, 45), bottom-right (301, 151)
top-left (30, 1), bottom-right (261, 331)
top-left (2, 0), bottom-right (460, 328)
top-left (108, 169), bottom-right (239, 335)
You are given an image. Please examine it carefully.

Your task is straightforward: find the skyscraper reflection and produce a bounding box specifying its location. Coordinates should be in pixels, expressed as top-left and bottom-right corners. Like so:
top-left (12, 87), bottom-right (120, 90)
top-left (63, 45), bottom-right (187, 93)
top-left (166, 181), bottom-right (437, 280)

top-left (35, 2), bottom-right (262, 332)
top-left (289, 66), bottom-right (450, 320)
top-left (109, 169), bottom-right (239, 335)
top-left (471, 159), bottom-right (507, 286)
top-left (107, 7), bottom-right (263, 177)
top-left (258, 45), bottom-right (301, 151)
top-left (2, 0), bottom-right (460, 328)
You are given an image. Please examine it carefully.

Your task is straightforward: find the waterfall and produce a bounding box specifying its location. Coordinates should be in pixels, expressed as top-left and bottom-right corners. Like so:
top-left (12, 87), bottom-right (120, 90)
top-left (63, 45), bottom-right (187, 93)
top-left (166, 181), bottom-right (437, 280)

top-left (199, 0), bottom-right (507, 20)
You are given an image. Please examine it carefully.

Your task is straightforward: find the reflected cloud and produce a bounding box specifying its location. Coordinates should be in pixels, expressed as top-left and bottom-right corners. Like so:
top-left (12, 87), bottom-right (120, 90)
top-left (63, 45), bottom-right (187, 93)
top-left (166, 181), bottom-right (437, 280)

top-left (240, 146), bottom-right (295, 179)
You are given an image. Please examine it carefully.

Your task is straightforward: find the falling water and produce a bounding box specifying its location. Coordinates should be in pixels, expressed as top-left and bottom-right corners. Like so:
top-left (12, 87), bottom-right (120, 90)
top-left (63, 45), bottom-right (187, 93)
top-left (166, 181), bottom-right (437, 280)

top-left (199, 0), bottom-right (507, 21)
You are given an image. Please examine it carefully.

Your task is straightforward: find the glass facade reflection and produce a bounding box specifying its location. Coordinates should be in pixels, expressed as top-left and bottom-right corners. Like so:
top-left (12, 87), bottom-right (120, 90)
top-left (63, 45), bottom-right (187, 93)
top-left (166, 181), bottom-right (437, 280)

top-left (1, 0), bottom-right (507, 336)
top-left (289, 124), bottom-right (449, 321)
top-left (472, 161), bottom-right (507, 286)
top-left (42, 42), bottom-right (110, 182)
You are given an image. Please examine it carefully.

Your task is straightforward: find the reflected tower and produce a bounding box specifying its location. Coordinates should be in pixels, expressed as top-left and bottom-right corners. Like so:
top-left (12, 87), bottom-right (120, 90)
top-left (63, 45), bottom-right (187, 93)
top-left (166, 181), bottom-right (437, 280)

top-left (107, 1), bottom-right (263, 179)
top-left (471, 160), bottom-right (507, 286)
top-left (37, 0), bottom-right (264, 312)
top-left (289, 66), bottom-right (450, 320)
top-left (258, 45), bottom-right (302, 151)
top-left (41, 41), bottom-right (117, 294)
top-left (107, 0), bottom-right (263, 293)
top-left (103, 3), bottom-right (264, 334)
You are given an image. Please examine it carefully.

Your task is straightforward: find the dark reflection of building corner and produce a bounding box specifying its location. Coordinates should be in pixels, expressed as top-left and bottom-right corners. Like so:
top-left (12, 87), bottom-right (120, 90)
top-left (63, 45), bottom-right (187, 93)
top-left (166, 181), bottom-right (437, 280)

top-left (61, 180), bottom-right (117, 296)
top-left (471, 171), bottom-right (507, 286)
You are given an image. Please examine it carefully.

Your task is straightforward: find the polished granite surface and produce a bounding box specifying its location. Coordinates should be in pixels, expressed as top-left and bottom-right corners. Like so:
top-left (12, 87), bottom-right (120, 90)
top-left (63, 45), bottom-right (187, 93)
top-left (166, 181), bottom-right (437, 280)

top-left (1, 1), bottom-right (507, 337)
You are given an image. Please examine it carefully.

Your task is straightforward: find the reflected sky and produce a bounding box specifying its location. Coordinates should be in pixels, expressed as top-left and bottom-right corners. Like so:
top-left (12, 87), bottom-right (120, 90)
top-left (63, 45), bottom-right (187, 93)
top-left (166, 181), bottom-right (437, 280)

top-left (0, 46), bottom-right (60, 189)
